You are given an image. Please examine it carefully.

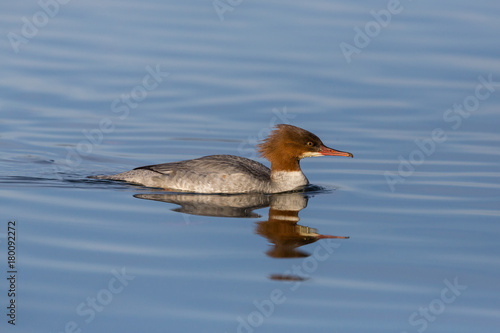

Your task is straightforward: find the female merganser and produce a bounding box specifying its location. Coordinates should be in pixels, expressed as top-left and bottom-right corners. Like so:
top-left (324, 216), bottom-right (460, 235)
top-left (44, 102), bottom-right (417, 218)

top-left (90, 124), bottom-right (353, 193)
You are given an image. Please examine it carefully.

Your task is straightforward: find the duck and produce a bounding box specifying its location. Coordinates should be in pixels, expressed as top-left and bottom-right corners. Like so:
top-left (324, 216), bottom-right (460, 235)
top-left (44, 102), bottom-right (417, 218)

top-left (89, 124), bottom-right (353, 193)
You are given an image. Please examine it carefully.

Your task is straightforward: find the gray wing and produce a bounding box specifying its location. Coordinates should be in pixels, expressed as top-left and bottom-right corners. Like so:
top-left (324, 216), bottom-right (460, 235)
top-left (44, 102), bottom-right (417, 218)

top-left (134, 155), bottom-right (271, 181)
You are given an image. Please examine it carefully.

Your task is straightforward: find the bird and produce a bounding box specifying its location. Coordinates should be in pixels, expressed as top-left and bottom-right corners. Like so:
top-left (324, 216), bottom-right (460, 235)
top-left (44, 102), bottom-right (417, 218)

top-left (89, 124), bottom-right (353, 193)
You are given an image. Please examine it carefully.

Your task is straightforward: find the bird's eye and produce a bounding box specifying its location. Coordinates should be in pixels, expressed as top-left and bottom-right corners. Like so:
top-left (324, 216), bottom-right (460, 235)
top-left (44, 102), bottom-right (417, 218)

top-left (306, 141), bottom-right (314, 147)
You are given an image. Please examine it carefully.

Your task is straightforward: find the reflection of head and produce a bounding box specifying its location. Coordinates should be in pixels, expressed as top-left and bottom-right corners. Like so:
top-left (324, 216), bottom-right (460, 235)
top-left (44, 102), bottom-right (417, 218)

top-left (257, 193), bottom-right (348, 259)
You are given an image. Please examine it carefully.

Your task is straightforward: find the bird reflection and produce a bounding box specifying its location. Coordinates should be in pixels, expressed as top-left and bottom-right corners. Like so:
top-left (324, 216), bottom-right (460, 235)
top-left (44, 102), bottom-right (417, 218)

top-left (134, 189), bottom-right (348, 279)
top-left (135, 192), bottom-right (270, 218)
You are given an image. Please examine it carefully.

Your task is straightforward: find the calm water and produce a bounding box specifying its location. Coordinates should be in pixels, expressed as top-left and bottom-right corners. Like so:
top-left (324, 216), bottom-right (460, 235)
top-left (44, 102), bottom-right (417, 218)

top-left (1, 0), bottom-right (499, 332)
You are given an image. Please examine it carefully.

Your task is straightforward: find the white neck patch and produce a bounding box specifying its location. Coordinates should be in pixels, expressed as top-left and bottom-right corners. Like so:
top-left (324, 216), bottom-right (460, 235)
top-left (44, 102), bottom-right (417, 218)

top-left (271, 171), bottom-right (309, 193)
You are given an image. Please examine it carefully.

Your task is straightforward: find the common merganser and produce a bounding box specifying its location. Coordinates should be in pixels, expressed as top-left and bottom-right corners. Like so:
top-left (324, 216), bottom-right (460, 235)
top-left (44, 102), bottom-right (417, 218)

top-left (90, 124), bottom-right (353, 193)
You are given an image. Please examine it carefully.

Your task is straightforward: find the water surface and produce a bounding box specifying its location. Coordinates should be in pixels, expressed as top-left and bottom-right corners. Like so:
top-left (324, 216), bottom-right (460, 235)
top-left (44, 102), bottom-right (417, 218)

top-left (1, 0), bottom-right (499, 332)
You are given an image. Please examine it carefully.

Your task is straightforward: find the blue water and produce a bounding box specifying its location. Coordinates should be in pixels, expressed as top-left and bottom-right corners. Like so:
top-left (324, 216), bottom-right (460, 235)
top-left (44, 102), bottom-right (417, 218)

top-left (1, 0), bottom-right (499, 332)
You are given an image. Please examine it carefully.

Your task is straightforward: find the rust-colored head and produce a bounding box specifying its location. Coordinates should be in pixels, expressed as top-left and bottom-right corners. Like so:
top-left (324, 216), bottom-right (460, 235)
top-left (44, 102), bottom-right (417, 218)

top-left (257, 124), bottom-right (352, 171)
